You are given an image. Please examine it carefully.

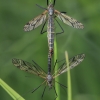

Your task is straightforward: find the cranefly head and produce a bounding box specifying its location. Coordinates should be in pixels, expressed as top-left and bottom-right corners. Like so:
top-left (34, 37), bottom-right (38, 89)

top-left (47, 4), bottom-right (54, 16)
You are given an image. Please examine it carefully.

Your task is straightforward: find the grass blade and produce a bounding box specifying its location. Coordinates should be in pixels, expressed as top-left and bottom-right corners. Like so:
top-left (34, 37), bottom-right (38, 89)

top-left (65, 51), bottom-right (72, 100)
top-left (0, 78), bottom-right (25, 100)
top-left (54, 34), bottom-right (60, 100)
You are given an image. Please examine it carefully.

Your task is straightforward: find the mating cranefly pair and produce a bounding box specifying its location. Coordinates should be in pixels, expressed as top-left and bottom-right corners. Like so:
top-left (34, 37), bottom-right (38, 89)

top-left (12, 0), bottom-right (85, 99)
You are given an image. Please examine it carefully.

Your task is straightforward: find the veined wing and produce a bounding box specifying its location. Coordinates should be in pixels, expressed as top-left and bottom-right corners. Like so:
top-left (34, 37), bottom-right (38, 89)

top-left (53, 54), bottom-right (85, 78)
top-left (12, 58), bottom-right (46, 79)
top-left (24, 10), bottom-right (48, 31)
top-left (54, 10), bottom-right (84, 29)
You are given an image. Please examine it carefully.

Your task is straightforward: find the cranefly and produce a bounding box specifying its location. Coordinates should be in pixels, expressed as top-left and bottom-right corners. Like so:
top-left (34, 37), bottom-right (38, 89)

top-left (12, 53), bottom-right (85, 99)
top-left (24, 0), bottom-right (84, 73)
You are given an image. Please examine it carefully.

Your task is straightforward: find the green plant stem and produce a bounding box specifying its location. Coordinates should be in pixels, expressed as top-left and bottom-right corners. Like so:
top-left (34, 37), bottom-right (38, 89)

top-left (49, 0), bottom-right (52, 3)
top-left (0, 78), bottom-right (25, 100)
top-left (65, 51), bottom-right (72, 100)
top-left (54, 35), bottom-right (60, 100)
top-left (49, 0), bottom-right (53, 4)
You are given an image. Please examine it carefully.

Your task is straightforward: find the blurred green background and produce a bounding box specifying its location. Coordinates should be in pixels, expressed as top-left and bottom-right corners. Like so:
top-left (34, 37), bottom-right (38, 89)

top-left (0, 0), bottom-right (100, 100)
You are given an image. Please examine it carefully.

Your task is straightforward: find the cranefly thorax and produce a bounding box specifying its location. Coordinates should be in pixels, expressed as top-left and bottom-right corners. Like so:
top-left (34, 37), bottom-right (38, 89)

top-left (46, 72), bottom-right (53, 89)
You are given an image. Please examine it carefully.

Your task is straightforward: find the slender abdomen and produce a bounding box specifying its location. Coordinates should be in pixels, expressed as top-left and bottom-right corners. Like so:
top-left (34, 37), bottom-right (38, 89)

top-left (47, 15), bottom-right (55, 72)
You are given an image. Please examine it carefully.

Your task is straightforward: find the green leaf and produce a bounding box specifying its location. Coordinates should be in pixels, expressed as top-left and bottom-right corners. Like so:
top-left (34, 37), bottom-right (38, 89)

top-left (65, 51), bottom-right (72, 100)
top-left (0, 78), bottom-right (25, 100)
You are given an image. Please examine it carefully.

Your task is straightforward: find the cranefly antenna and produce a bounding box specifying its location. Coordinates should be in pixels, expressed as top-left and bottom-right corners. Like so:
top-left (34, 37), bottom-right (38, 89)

top-left (36, 4), bottom-right (47, 10)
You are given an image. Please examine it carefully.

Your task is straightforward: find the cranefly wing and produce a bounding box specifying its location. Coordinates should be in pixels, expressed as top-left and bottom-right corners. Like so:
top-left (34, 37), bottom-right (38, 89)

top-left (53, 53), bottom-right (85, 78)
top-left (54, 10), bottom-right (84, 29)
top-left (12, 58), bottom-right (46, 79)
top-left (24, 10), bottom-right (48, 31)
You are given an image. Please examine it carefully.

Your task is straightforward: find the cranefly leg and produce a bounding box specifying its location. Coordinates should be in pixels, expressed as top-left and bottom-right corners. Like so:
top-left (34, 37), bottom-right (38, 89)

top-left (40, 20), bottom-right (47, 34)
top-left (53, 86), bottom-right (58, 100)
top-left (41, 86), bottom-right (47, 99)
top-left (31, 81), bottom-right (46, 93)
top-left (55, 18), bottom-right (64, 34)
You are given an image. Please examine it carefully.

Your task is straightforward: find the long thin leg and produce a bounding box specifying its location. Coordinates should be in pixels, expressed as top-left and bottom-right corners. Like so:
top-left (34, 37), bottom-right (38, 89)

top-left (40, 20), bottom-right (47, 34)
top-left (57, 58), bottom-right (65, 63)
top-left (53, 86), bottom-right (58, 100)
top-left (52, 62), bottom-right (65, 77)
top-left (55, 81), bottom-right (67, 88)
top-left (41, 86), bottom-right (46, 99)
top-left (31, 84), bottom-right (42, 93)
top-left (53, 59), bottom-right (66, 74)
top-left (52, 59), bottom-right (66, 75)
top-left (53, 11), bottom-right (66, 34)
top-left (31, 81), bottom-right (46, 93)
top-left (55, 81), bottom-right (67, 93)
top-left (52, 59), bottom-right (58, 72)
top-left (16, 81), bottom-right (45, 100)
top-left (55, 18), bottom-right (64, 35)
top-left (41, 12), bottom-right (66, 34)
